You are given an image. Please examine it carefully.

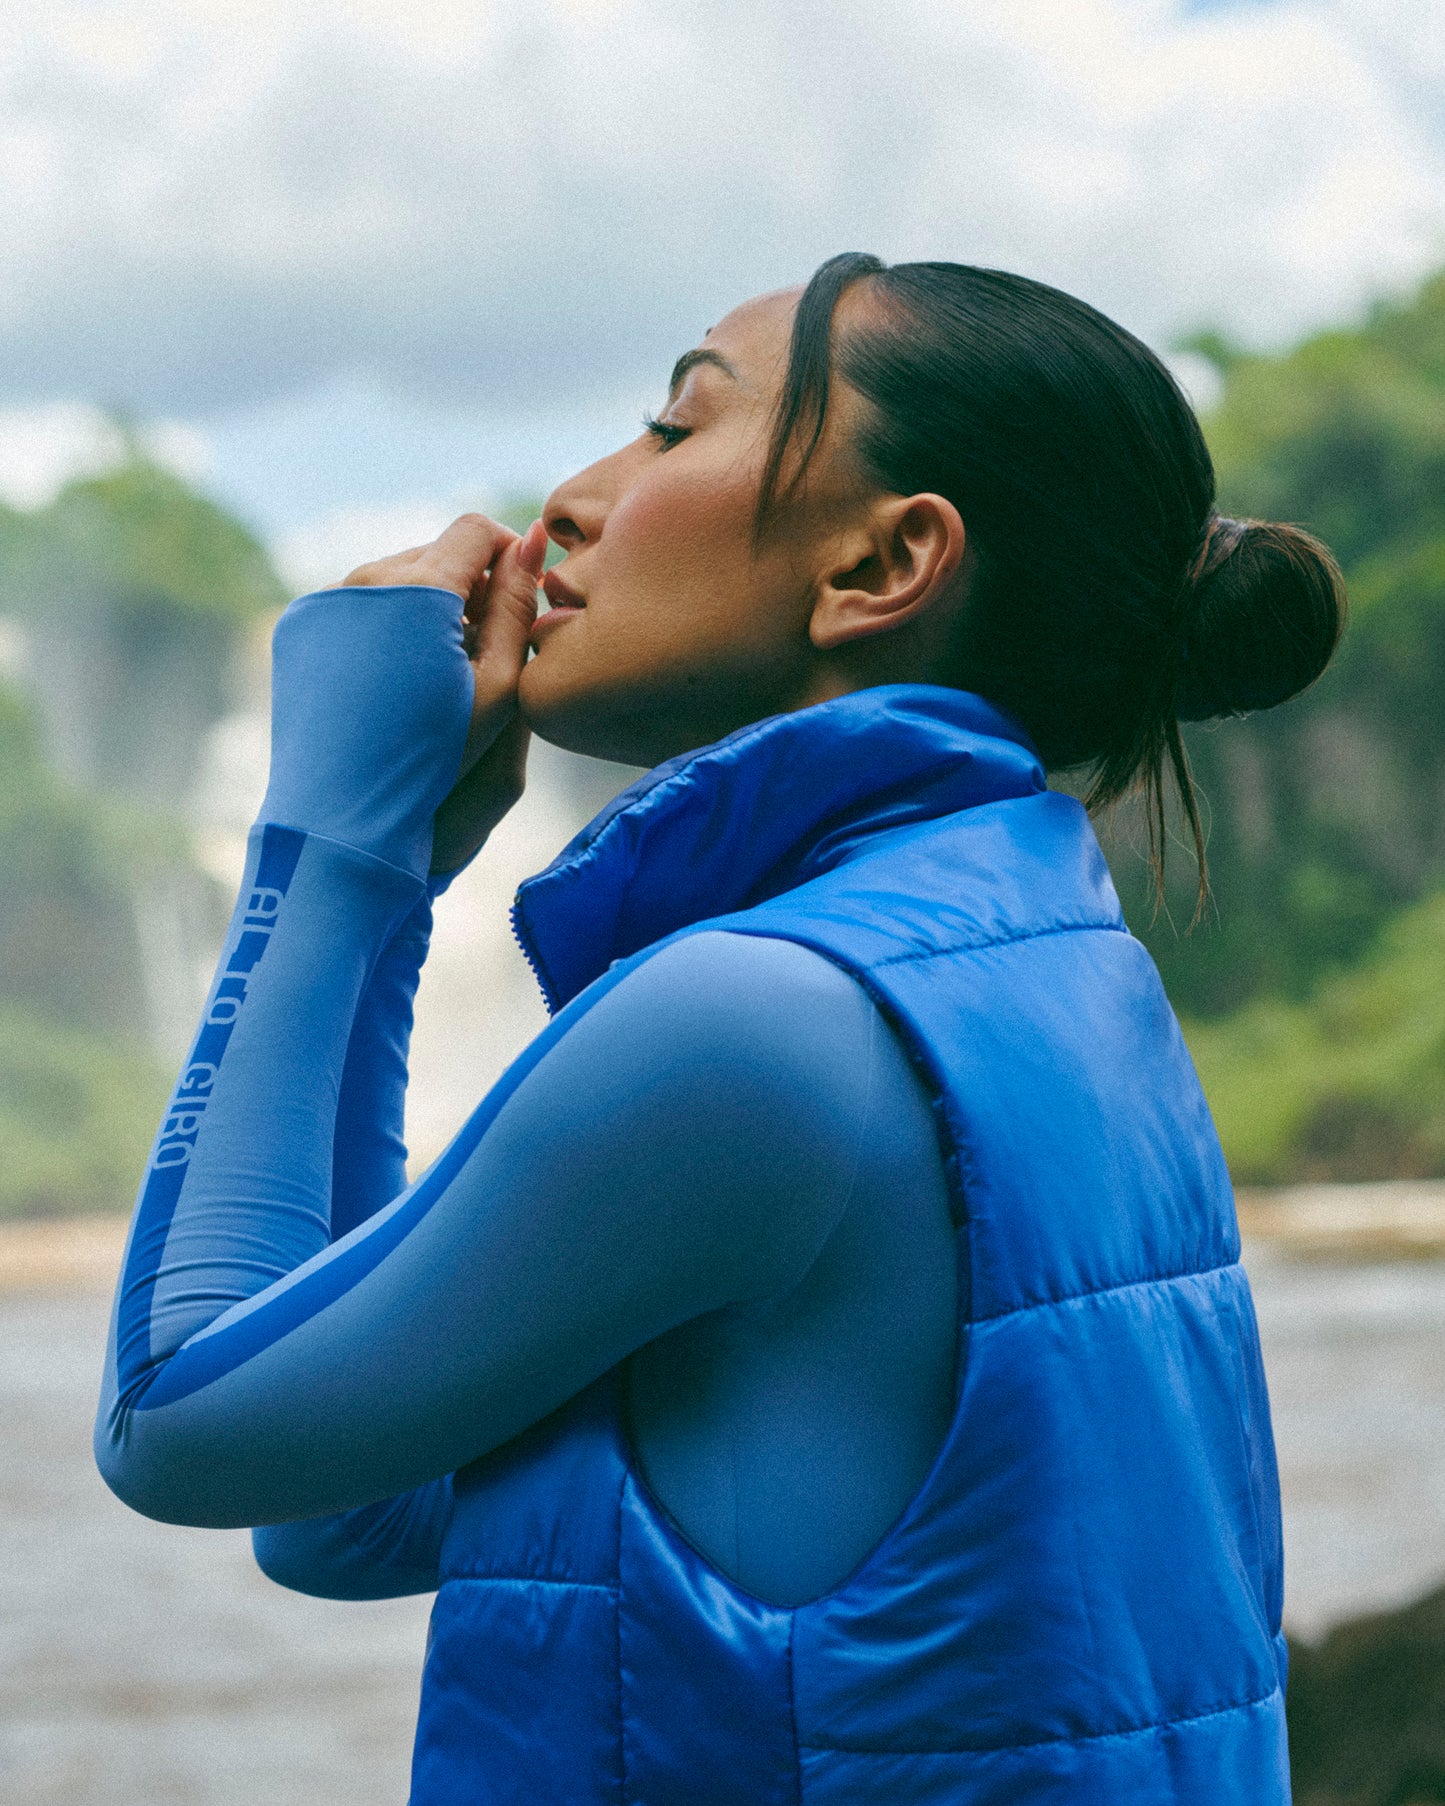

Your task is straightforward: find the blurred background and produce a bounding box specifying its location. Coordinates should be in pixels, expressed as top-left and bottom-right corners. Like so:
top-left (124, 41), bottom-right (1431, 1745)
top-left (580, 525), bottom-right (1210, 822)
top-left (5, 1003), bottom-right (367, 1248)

top-left (2, 1), bottom-right (1445, 1801)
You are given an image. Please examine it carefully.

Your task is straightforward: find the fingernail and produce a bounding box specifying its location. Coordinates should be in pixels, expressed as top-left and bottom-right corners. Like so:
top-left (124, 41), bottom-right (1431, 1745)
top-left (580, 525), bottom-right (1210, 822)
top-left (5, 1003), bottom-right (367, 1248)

top-left (520, 520), bottom-right (547, 578)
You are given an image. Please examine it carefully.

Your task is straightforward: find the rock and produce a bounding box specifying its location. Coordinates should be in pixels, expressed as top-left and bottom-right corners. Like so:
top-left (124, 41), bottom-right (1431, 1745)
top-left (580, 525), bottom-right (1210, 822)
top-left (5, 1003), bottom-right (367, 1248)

top-left (1289, 1584), bottom-right (1445, 1803)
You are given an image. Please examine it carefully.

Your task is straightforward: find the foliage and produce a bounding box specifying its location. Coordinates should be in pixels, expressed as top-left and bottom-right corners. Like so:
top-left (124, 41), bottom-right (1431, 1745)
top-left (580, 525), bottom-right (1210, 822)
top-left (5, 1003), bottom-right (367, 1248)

top-left (0, 678), bottom-right (178, 1215)
top-left (1118, 270), bottom-right (1445, 1017)
top-left (1187, 885), bottom-right (1445, 1183)
top-left (0, 452), bottom-right (288, 808)
top-left (0, 454), bottom-right (284, 627)
top-left (0, 1007), bottom-right (167, 1218)
top-left (0, 690), bottom-right (170, 1216)
top-left (0, 451), bottom-right (284, 1218)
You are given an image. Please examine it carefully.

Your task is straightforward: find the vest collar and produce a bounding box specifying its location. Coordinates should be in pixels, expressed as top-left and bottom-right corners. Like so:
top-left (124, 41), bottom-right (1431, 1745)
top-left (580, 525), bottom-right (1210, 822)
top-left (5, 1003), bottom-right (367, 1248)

top-left (511, 684), bottom-right (1044, 1012)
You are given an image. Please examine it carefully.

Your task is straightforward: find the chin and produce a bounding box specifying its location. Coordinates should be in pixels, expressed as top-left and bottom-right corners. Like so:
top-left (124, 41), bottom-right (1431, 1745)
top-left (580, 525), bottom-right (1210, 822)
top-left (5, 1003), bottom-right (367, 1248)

top-left (520, 658), bottom-right (745, 771)
top-left (519, 658), bottom-right (659, 767)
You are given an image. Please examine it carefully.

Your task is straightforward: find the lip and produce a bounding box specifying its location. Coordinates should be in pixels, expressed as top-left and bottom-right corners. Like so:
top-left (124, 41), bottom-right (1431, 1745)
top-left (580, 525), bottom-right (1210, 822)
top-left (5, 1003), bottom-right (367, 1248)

top-left (541, 570), bottom-right (586, 610)
top-left (531, 569), bottom-right (586, 645)
top-left (529, 605), bottom-right (582, 643)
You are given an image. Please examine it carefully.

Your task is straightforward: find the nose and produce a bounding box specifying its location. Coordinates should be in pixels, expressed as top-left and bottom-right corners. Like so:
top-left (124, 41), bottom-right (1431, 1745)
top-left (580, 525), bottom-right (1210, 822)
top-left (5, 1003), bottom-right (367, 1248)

top-left (543, 451), bottom-right (619, 555)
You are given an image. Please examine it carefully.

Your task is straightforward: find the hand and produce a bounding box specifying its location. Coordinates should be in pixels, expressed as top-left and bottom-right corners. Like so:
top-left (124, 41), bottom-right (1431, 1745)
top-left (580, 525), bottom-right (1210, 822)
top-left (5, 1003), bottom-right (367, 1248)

top-left (344, 514), bottom-right (549, 875)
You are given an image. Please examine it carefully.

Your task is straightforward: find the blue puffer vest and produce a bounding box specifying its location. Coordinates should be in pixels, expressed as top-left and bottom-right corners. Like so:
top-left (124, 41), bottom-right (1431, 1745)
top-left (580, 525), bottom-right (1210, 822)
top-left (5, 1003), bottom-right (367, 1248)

top-left (409, 685), bottom-right (1289, 1804)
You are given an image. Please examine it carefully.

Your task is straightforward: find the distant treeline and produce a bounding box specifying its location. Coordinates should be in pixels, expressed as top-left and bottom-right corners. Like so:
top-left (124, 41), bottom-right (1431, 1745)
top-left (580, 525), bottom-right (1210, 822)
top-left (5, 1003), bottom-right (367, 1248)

top-left (1127, 271), bottom-right (1445, 1017)
top-left (1125, 270), bottom-right (1445, 1181)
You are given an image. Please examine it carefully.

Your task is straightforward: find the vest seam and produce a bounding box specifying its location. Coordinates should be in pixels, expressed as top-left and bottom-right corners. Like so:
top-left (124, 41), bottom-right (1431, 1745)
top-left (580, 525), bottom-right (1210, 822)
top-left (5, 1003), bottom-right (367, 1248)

top-left (786, 1612), bottom-right (803, 1806)
top-left (863, 918), bottom-right (1127, 971)
top-left (796, 1680), bottom-right (1282, 1757)
top-left (437, 1573), bottom-right (619, 1592)
top-left (616, 1468), bottom-right (628, 1806)
top-left (970, 1256), bottom-right (1243, 1326)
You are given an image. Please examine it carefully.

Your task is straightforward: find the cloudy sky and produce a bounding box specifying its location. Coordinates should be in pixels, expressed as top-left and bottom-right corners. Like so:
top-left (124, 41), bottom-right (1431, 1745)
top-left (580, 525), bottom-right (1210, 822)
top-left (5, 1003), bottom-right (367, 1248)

top-left (1, 0), bottom-right (1441, 587)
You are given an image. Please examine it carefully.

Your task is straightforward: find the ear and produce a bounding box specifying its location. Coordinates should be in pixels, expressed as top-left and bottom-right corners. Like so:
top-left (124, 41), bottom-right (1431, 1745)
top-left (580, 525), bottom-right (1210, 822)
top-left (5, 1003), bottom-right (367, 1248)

top-left (809, 493), bottom-right (967, 651)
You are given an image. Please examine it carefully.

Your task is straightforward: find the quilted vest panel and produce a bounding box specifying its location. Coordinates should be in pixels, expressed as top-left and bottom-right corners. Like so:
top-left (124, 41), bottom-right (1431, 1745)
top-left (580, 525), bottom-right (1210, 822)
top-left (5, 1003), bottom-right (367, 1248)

top-left (409, 691), bottom-right (1289, 1805)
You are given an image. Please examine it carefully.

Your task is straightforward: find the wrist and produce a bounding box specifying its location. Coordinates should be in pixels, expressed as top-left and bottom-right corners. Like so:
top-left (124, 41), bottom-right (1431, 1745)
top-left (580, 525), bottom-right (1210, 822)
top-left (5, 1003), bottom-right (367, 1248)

top-left (260, 586), bottom-right (474, 882)
top-left (232, 821), bottom-right (425, 976)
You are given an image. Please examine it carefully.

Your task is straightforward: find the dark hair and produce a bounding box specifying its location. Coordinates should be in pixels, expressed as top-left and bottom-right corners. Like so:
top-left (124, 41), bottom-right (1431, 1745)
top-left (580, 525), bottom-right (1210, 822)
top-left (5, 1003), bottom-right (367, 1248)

top-left (758, 252), bottom-right (1346, 915)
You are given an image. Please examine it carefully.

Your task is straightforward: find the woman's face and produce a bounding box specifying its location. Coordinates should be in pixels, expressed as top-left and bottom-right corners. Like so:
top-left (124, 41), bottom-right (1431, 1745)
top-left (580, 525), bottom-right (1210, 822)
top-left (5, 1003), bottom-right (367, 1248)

top-left (520, 288), bottom-right (872, 768)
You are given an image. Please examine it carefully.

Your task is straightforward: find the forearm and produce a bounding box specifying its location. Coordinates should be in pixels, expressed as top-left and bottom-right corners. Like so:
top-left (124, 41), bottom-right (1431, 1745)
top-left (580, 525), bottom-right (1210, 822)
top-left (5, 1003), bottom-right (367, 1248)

top-left (248, 888), bottom-right (445, 1594)
top-left (93, 551), bottom-right (552, 1535)
top-left (100, 826), bottom-right (422, 1439)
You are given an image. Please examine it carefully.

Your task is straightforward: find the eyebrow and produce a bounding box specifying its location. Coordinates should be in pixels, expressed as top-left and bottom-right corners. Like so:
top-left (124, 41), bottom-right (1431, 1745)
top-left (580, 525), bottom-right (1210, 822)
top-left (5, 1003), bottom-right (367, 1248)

top-left (667, 348), bottom-right (741, 397)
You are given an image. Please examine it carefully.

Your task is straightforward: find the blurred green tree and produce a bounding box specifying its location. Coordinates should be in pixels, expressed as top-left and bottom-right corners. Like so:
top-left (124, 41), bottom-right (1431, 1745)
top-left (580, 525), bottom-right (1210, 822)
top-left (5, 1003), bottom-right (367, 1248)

top-left (1118, 271), bottom-right (1445, 1016)
top-left (1187, 884), bottom-right (1445, 1183)
top-left (0, 450), bottom-right (288, 1214)
top-left (0, 454), bottom-right (284, 805)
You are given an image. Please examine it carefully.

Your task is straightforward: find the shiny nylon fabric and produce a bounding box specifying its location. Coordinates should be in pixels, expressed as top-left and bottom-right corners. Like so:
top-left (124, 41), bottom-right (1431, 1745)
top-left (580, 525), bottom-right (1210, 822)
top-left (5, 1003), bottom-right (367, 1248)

top-left (412, 686), bottom-right (1289, 1804)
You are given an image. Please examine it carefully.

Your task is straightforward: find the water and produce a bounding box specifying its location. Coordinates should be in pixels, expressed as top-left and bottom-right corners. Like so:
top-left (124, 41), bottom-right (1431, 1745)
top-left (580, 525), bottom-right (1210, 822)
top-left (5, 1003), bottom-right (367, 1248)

top-left (1, 1286), bottom-right (427, 1805)
top-left (3, 1252), bottom-right (1443, 1804)
top-left (1246, 1246), bottom-right (1445, 1637)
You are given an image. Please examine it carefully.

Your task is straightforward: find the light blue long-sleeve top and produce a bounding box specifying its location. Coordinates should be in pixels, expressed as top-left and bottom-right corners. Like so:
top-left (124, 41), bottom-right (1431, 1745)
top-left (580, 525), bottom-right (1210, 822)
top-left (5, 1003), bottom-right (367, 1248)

top-left (95, 584), bottom-right (955, 1607)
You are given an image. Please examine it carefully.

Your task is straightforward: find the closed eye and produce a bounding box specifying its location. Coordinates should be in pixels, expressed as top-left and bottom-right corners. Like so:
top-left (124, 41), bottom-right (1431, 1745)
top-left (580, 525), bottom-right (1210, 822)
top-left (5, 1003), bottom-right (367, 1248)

top-left (642, 412), bottom-right (690, 451)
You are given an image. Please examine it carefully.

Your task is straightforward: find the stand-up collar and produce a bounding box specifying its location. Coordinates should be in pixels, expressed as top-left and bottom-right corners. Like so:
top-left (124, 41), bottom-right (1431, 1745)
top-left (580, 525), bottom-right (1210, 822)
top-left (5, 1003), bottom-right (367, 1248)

top-left (511, 684), bottom-right (1043, 1012)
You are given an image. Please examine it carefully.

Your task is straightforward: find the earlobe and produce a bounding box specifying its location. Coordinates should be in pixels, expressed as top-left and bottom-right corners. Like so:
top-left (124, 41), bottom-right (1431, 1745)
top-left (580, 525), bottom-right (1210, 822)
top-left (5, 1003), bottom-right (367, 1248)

top-left (809, 494), bottom-right (967, 651)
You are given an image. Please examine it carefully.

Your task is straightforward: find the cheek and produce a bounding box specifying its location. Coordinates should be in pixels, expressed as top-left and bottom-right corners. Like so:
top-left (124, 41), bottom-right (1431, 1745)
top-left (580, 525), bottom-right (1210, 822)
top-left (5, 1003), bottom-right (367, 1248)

top-left (603, 463), bottom-right (756, 603)
top-left (595, 464), bottom-right (810, 677)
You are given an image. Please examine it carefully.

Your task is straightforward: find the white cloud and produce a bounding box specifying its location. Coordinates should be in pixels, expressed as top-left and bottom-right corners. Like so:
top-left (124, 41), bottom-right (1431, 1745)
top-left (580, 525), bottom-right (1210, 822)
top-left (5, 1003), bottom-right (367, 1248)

top-left (271, 499), bottom-right (475, 598)
top-left (1164, 350), bottom-right (1226, 413)
top-left (0, 400), bottom-right (212, 509)
top-left (0, 0), bottom-right (1440, 420)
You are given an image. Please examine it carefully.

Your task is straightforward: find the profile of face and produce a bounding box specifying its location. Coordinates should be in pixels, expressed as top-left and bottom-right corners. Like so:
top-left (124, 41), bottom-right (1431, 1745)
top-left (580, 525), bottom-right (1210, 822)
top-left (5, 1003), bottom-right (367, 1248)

top-left (520, 287), bottom-right (969, 769)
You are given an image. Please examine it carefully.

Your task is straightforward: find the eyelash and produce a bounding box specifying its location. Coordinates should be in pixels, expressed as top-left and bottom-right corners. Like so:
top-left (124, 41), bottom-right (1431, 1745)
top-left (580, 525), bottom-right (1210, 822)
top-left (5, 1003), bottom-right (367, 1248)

top-left (642, 412), bottom-right (690, 450)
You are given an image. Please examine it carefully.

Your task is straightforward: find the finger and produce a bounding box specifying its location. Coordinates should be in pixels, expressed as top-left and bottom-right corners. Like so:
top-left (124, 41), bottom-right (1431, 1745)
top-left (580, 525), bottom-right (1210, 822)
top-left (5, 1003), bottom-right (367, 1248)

top-left (431, 715), bottom-right (532, 875)
top-left (456, 523), bottom-right (541, 628)
top-left (469, 533), bottom-right (541, 699)
top-left (519, 518), bottom-right (548, 579)
top-left (424, 513), bottom-right (519, 603)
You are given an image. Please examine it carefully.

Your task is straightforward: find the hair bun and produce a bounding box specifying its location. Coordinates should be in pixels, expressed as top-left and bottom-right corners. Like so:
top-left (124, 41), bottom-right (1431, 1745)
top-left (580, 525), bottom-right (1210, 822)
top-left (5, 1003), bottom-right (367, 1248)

top-left (1176, 516), bottom-right (1346, 722)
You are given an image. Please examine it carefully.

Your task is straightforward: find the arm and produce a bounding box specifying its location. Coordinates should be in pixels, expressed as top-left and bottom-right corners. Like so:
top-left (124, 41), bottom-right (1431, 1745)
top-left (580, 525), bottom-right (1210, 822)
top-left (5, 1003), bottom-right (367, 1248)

top-left (99, 918), bottom-right (878, 1530)
top-left (253, 1475), bottom-right (454, 1600)
top-left (242, 521), bottom-right (542, 1597)
top-left (97, 513), bottom-right (878, 1539)
top-left (331, 887), bottom-right (436, 1240)
top-left (98, 514), bottom-right (537, 1522)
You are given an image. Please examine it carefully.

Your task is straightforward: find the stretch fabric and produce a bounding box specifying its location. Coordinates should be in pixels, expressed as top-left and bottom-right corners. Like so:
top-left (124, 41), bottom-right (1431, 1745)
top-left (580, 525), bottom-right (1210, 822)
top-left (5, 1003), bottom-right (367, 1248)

top-left (95, 582), bottom-right (955, 1608)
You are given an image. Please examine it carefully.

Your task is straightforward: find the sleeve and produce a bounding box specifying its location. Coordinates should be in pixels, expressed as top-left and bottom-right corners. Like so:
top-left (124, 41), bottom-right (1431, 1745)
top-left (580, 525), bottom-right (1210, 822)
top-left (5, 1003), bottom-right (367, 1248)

top-left (96, 580), bottom-right (475, 1512)
top-left (95, 588), bottom-right (882, 1535)
top-left (330, 887), bottom-right (436, 1241)
top-left (252, 1475), bottom-right (454, 1601)
top-left (97, 925), bottom-right (879, 1533)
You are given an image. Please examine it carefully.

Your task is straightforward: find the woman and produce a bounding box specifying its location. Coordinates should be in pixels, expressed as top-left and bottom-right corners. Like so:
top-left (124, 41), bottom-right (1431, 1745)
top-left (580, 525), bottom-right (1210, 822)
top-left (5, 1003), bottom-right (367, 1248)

top-left (97, 254), bottom-right (1343, 1802)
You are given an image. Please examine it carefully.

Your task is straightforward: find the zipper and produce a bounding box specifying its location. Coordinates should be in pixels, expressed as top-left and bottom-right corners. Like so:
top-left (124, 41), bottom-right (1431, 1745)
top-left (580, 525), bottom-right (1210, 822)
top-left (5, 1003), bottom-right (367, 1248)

top-left (509, 888), bottom-right (560, 1015)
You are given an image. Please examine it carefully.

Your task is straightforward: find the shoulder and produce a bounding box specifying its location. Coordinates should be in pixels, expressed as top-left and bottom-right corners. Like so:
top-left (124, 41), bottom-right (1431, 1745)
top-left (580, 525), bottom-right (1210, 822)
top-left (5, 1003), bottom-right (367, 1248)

top-left (488, 933), bottom-right (886, 1298)
top-left (618, 929), bottom-right (873, 1022)
top-left (587, 931), bottom-right (880, 1099)
top-left (503, 930), bottom-right (883, 1130)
